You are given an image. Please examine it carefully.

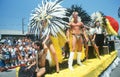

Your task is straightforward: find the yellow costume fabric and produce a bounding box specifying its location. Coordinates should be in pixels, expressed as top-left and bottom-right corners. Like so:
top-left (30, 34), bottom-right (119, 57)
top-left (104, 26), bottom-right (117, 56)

top-left (105, 19), bottom-right (118, 35)
top-left (49, 32), bottom-right (67, 66)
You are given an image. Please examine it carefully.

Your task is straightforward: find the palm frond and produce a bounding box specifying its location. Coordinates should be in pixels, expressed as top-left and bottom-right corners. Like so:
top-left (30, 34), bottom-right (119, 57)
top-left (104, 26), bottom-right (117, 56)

top-left (65, 5), bottom-right (91, 25)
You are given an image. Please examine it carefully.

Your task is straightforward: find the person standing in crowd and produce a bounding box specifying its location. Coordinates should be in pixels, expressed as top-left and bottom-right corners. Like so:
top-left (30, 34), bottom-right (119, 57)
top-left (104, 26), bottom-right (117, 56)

top-left (3, 45), bottom-right (11, 68)
top-left (9, 46), bottom-right (16, 67)
top-left (19, 44), bottom-right (25, 64)
top-left (0, 45), bottom-right (7, 72)
top-left (67, 12), bottom-right (87, 70)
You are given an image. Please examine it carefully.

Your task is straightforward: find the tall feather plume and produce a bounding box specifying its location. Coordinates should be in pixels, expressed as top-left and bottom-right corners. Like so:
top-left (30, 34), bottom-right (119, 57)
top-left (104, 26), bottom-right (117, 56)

top-left (91, 11), bottom-right (106, 26)
top-left (91, 11), bottom-right (103, 22)
top-left (29, 0), bottom-right (68, 39)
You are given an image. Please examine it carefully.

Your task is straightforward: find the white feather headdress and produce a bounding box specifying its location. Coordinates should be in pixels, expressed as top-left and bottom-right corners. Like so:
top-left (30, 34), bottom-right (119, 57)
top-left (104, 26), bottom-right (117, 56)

top-left (29, 0), bottom-right (68, 39)
top-left (91, 11), bottom-right (104, 24)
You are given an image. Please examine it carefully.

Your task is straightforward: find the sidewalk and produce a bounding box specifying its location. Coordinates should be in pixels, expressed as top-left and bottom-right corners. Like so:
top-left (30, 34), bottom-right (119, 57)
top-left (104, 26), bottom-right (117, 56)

top-left (0, 68), bottom-right (16, 77)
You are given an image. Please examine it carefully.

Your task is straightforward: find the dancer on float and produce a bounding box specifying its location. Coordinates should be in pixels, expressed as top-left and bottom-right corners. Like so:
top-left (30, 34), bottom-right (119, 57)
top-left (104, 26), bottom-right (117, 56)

top-left (67, 11), bottom-right (88, 70)
top-left (29, 0), bottom-right (68, 73)
top-left (41, 19), bottom-right (60, 73)
top-left (84, 24), bottom-right (101, 59)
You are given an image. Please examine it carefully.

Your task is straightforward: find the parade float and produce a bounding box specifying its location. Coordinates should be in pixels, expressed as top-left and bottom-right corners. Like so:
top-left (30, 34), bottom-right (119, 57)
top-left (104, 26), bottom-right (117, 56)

top-left (17, 0), bottom-right (120, 77)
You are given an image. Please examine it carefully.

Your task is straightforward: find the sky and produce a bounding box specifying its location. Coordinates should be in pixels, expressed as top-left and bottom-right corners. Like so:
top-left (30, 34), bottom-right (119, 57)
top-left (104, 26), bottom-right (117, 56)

top-left (0, 0), bottom-right (120, 33)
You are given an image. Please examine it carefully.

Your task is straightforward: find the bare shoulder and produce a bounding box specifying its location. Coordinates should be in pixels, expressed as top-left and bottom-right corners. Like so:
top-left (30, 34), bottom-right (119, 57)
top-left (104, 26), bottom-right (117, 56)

top-left (78, 22), bottom-right (84, 26)
top-left (80, 22), bottom-right (84, 25)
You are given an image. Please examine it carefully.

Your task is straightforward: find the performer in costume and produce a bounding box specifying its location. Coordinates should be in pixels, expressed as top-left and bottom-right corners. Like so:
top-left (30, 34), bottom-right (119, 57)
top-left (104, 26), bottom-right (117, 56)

top-left (94, 21), bottom-right (106, 47)
top-left (84, 25), bottom-right (101, 59)
top-left (41, 20), bottom-right (60, 73)
top-left (91, 11), bottom-right (119, 36)
top-left (67, 12), bottom-right (87, 70)
top-left (29, 0), bottom-right (68, 73)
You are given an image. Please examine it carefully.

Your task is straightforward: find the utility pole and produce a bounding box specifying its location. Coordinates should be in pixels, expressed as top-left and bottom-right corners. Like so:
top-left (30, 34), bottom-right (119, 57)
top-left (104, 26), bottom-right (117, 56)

top-left (118, 7), bottom-right (120, 18)
top-left (22, 18), bottom-right (25, 34)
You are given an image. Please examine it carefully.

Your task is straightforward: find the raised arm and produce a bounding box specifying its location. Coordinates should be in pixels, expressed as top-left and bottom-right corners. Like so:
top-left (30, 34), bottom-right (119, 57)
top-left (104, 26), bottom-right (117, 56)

top-left (26, 61), bottom-right (36, 70)
top-left (82, 27), bottom-right (89, 42)
top-left (42, 35), bottom-right (50, 45)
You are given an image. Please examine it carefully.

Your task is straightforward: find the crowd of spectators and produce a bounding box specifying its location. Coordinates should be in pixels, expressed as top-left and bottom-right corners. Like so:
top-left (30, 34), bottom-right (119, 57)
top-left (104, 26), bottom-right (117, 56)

top-left (0, 37), bottom-right (37, 72)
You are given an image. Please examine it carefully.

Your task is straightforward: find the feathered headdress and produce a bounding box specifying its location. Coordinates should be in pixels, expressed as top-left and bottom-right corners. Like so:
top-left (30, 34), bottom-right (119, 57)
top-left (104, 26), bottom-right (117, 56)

top-left (66, 5), bottom-right (91, 25)
top-left (29, 0), bottom-right (68, 39)
top-left (91, 11), bottom-right (104, 25)
top-left (69, 13), bottom-right (82, 22)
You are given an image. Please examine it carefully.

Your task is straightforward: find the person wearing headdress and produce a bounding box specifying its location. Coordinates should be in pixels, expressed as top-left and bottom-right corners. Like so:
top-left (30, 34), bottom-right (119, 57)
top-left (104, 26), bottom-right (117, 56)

top-left (91, 12), bottom-right (107, 54)
top-left (29, 0), bottom-right (68, 73)
top-left (94, 21), bottom-right (106, 47)
top-left (67, 11), bottom-right (87, 70)
top-left (91, 11), bottom-right (119, 47)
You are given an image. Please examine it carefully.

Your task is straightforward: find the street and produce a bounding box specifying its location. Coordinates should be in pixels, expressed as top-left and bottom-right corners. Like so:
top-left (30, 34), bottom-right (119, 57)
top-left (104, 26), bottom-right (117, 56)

top-left (0, 68), bottom-right (16, 77)
top-left (110, 49), bottom-right (120, 77)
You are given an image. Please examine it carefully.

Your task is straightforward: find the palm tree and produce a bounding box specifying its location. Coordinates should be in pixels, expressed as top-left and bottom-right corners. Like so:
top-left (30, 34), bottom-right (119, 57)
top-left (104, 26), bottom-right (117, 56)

top-left (66, 5), bottom-right (91, 25)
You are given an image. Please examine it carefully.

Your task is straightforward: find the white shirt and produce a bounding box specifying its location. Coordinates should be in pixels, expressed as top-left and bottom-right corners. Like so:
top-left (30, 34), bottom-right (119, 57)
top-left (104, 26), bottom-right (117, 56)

top-left (89, 28), bottom-right (96, 35)
top-left (11, 48), bottom-right (16, 56)
top-left (95, 26), bottom-right (103, 34)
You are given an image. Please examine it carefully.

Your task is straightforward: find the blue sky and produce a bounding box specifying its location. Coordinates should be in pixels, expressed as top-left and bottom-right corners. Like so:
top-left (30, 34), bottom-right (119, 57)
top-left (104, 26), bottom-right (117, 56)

top-left (0, 0), bottom-right (120, 33)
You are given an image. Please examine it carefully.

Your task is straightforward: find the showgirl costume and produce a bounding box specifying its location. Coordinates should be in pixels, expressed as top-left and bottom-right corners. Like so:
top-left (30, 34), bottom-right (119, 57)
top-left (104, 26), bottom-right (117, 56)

top-left (29, 0), bottom-right (68, 66)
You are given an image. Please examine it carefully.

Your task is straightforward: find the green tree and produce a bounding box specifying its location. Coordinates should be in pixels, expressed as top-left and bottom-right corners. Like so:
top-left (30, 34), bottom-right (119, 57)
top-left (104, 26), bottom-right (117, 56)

top-left (66, 5), bottom-right (91, 25)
